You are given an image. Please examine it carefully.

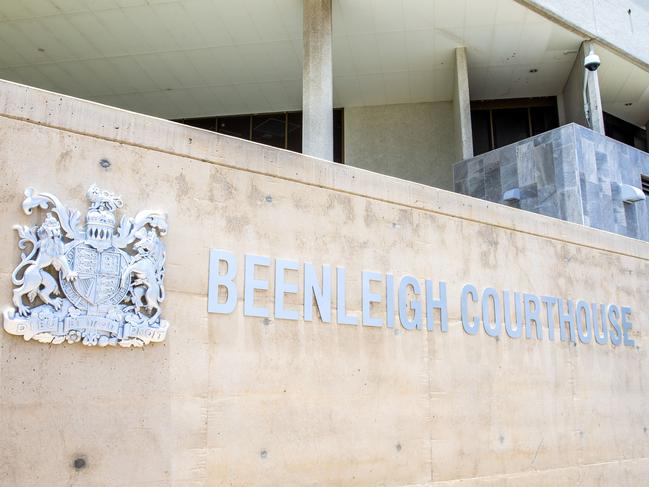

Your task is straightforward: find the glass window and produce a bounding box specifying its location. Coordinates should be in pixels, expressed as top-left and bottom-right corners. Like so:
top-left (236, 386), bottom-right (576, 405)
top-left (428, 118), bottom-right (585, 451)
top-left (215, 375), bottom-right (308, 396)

top-left (180, 117), bottom-right (216, 131)
top-left (470, 97), bottom-right (560, 156)
top-left (471, 110), bottom-right (492, 155)
top-left (492, 108), bottom-right (530, 148)
top-left (217, 115), bottom-right (251, 139)
top-left (604, 111), bottom-right (647, 151)
top-left (177, 109), bottom-right (344, 163)
top-left (252, 113), bottom-right (286, 149)
top-left (530, 106), bottom-right (559, 136)
top-left (333, 109), bottom-right (344, 164)
top-left (286, 111), bottom-right (302, 153)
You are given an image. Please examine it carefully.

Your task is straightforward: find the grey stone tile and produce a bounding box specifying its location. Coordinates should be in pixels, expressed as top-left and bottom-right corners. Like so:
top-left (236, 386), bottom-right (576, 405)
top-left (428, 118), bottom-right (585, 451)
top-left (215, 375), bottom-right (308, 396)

top-left (534, 131), bottom-right (552, 147)
top-left (537, 193), bottom-right (560, 219)
top-left (453, 123), bottom-right (649, 241)
top-left (537, 183), bottom-right (557, 204)
top-left (554, 143), bottom-right (578, 190)
top-left (500, 146), bottom-right (516, 168)
top-left (559, 124), bottom-right (575, 146)
top-left (485, 166), bottom-right (502, 202)
top-left (637, 202), bottom-right (649, 241)
top-left (467, 157), bottom-right (484, 178)
top-left (640, 154), bottom-right (649, 176)
top-left (559, 188), bottom-right (584, 224)
top-left (500, 163), bottom-right (518, 191)
top-left (624, 203), bottom-right (639, 239)
top-left (580, 138), bottom-right (598, 183)
top-left (468, 173), bottom-right (485, 198)
top-left (455, 178), bottom-right (468, 195)
top-left (519, 183), bottom-right (538, 211)
top-left (595, 151), bottom-right (610, 182)
top-left (534, 142), bottom-right (555, 187)
top-left (619, 150), bottom-right (635, 185)
top-left (613, 204), bottom-right (627, 228)
top-left (453, 161), bottom-right (468, 182)
top-left (583, 181), bottom-right (604, 227)
top-left (516, 142), bottom-right (535, 186)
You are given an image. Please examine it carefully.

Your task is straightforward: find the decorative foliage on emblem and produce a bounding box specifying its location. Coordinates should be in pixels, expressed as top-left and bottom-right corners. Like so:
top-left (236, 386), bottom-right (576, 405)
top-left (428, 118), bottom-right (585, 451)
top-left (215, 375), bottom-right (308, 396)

top-left (3, 185), bottom-right (169, 347)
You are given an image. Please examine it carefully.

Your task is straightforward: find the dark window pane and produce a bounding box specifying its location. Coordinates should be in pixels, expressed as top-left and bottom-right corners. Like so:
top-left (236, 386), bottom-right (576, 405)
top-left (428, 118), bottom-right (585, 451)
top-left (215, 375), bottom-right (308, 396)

top-left (252, 113), bottom-right (286, 148)
top-left (181, 109), bottom-right (346, 161)
top-left (530, 106), bottom-right (559, 136)
top-left (492, 108), bottom-right (530, 148)
top-left (217, 115), bottom-right (251, 139)
top-left (471, 110), bottom-right (492, 156)
top-left (604, 111), bottom-right (646, 150)
top-left (286, 111), bottom-right (302, 153)
top-left (181, 117), bottom-right (216, 131)
top-left (333, 108), bottom-right (343, 163)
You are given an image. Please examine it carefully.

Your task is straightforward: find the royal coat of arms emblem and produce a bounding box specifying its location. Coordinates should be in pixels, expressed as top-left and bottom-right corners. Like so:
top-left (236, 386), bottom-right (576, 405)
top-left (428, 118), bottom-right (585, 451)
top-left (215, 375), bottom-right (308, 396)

top-left (3, 185), bottom-right (169, 347)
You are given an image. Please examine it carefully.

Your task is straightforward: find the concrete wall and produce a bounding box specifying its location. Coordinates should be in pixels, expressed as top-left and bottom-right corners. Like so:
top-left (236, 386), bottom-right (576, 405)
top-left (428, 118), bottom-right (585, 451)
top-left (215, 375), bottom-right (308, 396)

top-left (1, 79), bottom-right (649, 486)
top-left (562, 41), bottom-right (605, 134)
top-left (562, 43), bottom-right (588, 129)
top-left (344, 102), bottom-right (458, 191)
top-left (453, 47), bottom-right (473, 161)
top-left (453, 123), bottom-right (649, 241)
top-left (519, 0), bottom-right (649, 70)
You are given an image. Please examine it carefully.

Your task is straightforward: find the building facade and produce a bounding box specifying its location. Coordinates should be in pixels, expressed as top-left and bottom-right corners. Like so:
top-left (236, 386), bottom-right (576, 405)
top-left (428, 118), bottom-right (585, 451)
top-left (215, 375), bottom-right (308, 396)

top-left (0, 1), bottom-right (648, 486)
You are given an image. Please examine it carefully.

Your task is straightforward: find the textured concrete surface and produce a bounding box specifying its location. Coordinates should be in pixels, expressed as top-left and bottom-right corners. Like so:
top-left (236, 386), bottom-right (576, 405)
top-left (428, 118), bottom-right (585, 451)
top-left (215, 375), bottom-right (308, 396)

top-left (344, 102), bottom-right (458, 190)
top-left (519, 0), bottom-right (649, 70)
top-left (302, 0), bottom-right (333, 161)
top-left (453, 123), bottom-right (649, 241)
top-left (453, 47), bottom-right (474, 161)
top-left (562, 41), bottom-right (605, 134)
top-left (0, 79), bottom-right (648, 486)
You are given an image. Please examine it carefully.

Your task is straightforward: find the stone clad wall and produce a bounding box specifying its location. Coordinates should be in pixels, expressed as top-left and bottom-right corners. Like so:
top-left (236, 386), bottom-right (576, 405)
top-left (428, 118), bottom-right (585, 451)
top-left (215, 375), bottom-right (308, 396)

top-left (453, 123), bottom-right (649, 241)
top-left (1, 79), bottom-right (649, 486)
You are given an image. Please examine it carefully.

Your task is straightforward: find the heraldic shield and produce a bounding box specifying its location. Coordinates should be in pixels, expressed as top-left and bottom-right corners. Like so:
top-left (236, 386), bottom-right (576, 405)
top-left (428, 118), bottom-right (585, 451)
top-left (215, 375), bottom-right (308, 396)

top-left (61, 242), bottom-right (130, 309)
top-left (3, 185), bottom-right (169, 347)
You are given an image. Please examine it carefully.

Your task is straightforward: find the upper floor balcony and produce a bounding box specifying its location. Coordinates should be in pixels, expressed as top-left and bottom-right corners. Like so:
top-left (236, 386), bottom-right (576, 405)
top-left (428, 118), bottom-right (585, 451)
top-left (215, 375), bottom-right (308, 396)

top-left (453, 123), bottom-right (649, 241)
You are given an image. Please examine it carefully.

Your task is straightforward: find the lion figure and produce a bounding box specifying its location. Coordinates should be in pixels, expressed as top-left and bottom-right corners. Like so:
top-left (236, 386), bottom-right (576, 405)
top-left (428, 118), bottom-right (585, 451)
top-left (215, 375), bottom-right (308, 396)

top-left (120, 230), bottom-right (165, 322)
top-left (11, 213), bottom-right (78, 316)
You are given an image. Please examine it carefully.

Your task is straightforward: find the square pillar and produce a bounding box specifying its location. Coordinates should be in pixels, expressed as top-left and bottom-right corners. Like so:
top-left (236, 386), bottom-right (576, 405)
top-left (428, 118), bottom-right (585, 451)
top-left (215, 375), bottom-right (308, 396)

top-left (302, 0), bottom-right (333, 161)
top-left (453, 47), bottom-right (473, 160)
top-left (562, 40), bottom-right (605, 134)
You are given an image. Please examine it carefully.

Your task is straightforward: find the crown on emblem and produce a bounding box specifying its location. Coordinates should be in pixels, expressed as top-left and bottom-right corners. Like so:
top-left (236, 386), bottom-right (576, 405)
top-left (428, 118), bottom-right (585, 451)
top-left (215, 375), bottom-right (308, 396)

top-left (85, 184), bottom-right (121, 246)
top-left (86, 207), bottom-right (115, 243)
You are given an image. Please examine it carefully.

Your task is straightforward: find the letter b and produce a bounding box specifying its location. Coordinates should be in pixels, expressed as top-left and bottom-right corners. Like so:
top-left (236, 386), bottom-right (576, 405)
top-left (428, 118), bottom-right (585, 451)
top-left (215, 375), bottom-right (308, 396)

top-left (208, 249), bottom-right (237, 313)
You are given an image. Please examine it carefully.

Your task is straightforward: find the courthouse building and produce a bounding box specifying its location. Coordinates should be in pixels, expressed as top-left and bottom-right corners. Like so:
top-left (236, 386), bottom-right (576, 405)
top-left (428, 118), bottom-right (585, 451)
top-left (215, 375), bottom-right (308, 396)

top-left (0, 1), bottom-right (648, 486)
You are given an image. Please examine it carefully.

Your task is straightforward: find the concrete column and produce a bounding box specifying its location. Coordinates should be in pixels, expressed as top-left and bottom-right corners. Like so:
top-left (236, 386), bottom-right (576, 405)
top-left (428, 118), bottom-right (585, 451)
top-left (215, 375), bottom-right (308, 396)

top-left (561, 41), bottom-right (605, 134)
top-left (453, 47), bottom-right (473, 161)
top-left (302, 0), bottom-right (333, 160)
top-left (584, 42), bottom-right (605, 134)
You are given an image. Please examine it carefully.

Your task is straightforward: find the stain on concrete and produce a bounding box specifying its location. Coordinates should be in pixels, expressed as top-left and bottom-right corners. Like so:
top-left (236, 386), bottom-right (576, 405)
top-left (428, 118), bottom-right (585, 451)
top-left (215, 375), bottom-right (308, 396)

top-left (174, 172), bottom-right (190, 198)
top-left (326, 193), bottom-right (355, 223)
top-left (54, 149), bottom-right (72, 171)
top-left (207, 167), bottom-right (235, 202)
top-left (72, 456), bottom-right (87, 470)
top-left (478, 226), bottom-right (498, 269)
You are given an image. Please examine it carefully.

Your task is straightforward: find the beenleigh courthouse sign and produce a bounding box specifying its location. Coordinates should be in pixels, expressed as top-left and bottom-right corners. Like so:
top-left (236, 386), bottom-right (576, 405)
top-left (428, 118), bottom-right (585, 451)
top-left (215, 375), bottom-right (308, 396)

top-left (208, 250), bottom-right (636, 348)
